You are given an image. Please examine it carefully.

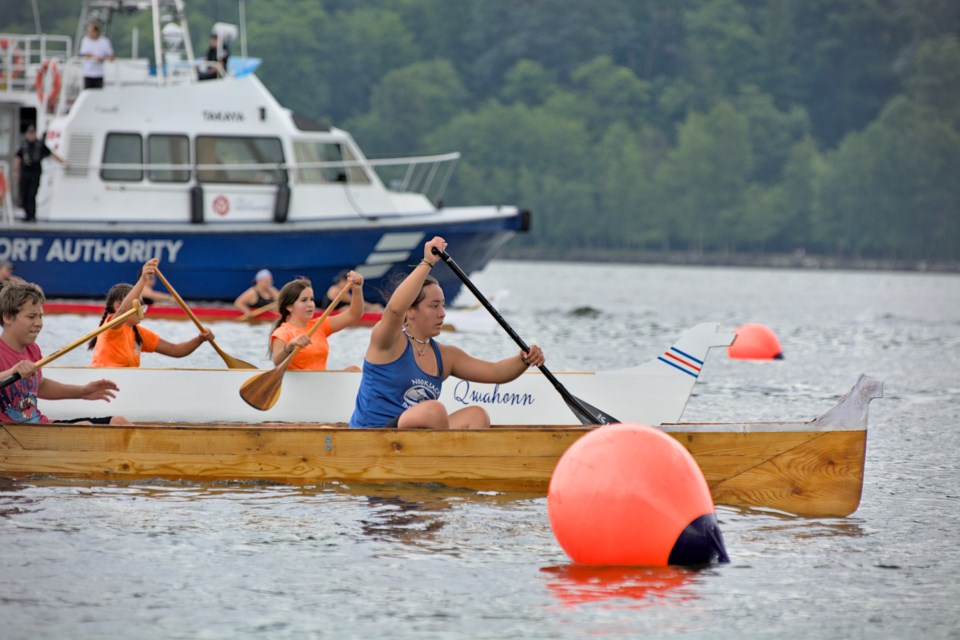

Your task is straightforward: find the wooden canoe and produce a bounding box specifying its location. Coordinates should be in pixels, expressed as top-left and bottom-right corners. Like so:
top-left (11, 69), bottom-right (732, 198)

top-left (0, 375), bottom-right (882, 517)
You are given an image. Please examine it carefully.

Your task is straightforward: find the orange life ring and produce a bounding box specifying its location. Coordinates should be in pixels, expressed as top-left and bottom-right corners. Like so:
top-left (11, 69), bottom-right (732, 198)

top-left (0, 39), bottom-right (25, 85)
top-left (35, 60), bottom-right (62, 106)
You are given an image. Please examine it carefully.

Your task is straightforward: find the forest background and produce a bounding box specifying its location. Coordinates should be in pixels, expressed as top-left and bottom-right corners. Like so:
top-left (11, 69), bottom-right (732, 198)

top-left (7, 0), bottom-right (960, 268)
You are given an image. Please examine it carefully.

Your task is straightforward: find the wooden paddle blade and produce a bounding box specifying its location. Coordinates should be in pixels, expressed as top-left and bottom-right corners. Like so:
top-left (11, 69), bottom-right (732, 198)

top-left (211, 342), bottom-right (257, 369)
top-left (239, 367), bottom-right (288, 411)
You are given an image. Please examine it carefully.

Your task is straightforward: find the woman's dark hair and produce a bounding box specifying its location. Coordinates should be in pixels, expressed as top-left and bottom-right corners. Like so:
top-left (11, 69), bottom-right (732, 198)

top-left (88, 283), bottom-right (142, 349)
top-left (381, 272), bottom-right (440, 310)
top-left (267, 277), bottom-right (312, 356)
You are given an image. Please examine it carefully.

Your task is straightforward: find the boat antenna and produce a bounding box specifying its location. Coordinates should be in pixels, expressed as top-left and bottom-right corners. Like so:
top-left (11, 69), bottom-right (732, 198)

top-left (31, 0), bottom-right (42, 34)
top-left (239, 0), bottom-right (248, 59)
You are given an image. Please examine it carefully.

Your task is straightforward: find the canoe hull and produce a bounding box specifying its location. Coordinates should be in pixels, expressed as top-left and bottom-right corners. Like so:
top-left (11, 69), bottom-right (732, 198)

top-left (0, 376), bottom-right (882, 517)
top-left (43, 322), bottom-right (738, 426)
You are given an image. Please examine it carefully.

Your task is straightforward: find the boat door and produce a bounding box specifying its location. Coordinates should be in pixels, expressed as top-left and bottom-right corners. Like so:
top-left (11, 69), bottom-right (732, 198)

top-left (195, 134), bottom-right (289, 223)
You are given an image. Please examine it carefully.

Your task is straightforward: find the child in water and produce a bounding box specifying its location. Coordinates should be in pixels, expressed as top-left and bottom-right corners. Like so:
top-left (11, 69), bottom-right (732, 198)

top-left (89, 258), bottom-right (214, 367)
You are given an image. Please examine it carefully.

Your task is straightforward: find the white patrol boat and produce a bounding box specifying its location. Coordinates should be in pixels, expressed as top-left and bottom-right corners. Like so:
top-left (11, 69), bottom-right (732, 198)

top-left (0, 0), bottom-right (529, 302)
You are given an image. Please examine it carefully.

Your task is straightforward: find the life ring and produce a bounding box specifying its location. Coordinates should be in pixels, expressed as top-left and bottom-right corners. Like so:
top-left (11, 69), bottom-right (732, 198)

top-left (0, 38), bottom-right (25, 85)
top-left (35, 60), bottom-right (61, 107)
top-left (0, 171), bottom-right (7, 201)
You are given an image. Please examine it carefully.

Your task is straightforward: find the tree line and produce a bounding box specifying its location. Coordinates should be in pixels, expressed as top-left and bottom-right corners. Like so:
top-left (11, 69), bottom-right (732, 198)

top-left (14, 0), bottom-right (960, 263)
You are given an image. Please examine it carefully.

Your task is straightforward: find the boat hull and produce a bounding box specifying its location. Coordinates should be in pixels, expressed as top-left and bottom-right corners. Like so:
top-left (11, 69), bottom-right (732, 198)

top-left (0, 376), bottom-right (882, 517)
top-left (1, 214), bottom-right (525, 303)
top-left (43, 323), bottom-right (738, 426)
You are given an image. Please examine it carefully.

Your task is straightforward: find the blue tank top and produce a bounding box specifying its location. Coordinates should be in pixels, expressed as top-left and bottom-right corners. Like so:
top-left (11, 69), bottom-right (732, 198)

top-left (350, 338), bottom-right (444, 428)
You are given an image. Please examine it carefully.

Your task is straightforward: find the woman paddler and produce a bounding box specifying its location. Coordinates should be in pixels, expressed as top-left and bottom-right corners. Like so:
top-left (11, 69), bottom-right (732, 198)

top-left (349, 236), bottom-right (544, 429)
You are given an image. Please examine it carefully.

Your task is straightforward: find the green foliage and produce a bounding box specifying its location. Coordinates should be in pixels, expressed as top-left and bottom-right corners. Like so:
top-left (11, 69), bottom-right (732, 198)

top-left (14, 0), bottom-right (960, 262)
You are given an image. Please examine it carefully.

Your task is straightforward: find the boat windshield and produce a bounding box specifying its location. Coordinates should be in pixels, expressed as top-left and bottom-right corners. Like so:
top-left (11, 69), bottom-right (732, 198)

top-left (293, 140), bottom-right (371, 185)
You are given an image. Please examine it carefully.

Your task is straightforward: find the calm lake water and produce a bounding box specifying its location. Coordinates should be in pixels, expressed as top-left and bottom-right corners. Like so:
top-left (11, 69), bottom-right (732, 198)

top-left (2, 261), bottom-right (959, 639)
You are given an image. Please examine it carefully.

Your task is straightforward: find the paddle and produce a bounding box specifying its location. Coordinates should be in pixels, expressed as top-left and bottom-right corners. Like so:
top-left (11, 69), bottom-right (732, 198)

top-left (240, 300), bottom-right (278, 321)
top-left (238, 282), bottom-right (353, 411)
top-left (433, 249), bottom-right (619, 426)
top-left (0, 301), bottom-right (146, 390)
top-left (153, 269), bottom-right (257, 369)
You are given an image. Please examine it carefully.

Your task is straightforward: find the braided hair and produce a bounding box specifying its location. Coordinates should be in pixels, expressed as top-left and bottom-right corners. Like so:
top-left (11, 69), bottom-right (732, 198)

top-left (88, 283), bottom-right (143, 349)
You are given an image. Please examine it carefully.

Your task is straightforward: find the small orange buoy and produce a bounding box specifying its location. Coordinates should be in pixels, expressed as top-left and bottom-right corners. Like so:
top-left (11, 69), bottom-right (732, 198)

top-left (547, 423), bottom-right (729, 567)
top-left (728, 322), bottom-right (783, 360)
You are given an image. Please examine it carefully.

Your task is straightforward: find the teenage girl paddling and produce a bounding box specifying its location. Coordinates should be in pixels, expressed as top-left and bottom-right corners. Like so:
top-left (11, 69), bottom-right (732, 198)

top-left (89, 258), bottom-right (214, 367)
top-left (350, 236), bottom-right (544, 430)
top-left (269, 271), bottom-right (365, 369)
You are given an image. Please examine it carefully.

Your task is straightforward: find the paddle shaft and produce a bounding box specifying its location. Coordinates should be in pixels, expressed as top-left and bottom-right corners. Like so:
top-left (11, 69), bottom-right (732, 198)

top-left (0, 302), bottom-right (144, 390)
top-left (246, 300), bottom-right (278, 319)
top-left (154, 269), bottom-right (256, 369)
top-left (433, 249), bottom-right (618, 425)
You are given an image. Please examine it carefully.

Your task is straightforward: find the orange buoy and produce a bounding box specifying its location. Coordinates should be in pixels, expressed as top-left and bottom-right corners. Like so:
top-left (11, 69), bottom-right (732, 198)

top-left (728, 322), bottom-right (783, 360)
top-left (547, 423), bottom-right (729, 567)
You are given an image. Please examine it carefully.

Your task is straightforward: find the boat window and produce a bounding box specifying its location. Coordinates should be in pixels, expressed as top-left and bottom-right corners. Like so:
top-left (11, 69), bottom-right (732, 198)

top-left (101, 133), bottom-right (143, 182)
top-left (148, 135), bottom-right (191, 183)
top-left (293, 140), bottom-right (370, 185)
top-left (195, 136), bottom-right (286, 184)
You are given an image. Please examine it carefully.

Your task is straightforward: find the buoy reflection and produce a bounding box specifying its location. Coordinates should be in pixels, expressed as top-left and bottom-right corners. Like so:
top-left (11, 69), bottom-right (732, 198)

top-left (542, 564), bottom-right (703, 608)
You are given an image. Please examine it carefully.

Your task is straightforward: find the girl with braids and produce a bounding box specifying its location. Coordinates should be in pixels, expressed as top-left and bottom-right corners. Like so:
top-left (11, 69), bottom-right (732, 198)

top-left (269, 271), bottom-right (365, 370)
top-left (89, 258), bottom-right (214, 367)
top-left (349, 237), bottom-right (544, 430)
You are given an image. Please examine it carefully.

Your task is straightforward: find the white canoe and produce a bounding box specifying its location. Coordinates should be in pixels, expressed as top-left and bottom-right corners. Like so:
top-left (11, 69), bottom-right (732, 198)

top-left (44, 322), bottom-right (735, 425)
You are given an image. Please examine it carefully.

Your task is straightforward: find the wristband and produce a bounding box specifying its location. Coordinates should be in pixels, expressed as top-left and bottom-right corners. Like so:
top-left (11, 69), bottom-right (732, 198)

top-left (419, 260), bottom-right (434, 269)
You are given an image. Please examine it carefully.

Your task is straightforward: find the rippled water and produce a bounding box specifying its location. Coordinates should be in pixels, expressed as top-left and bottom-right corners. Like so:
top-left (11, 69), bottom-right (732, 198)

top-left (2, 262), bottom-right (958, 639)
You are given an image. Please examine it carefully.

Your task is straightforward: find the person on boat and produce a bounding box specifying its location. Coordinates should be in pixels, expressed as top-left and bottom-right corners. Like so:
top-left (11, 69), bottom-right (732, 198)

top-left (78, 22), bottom-right (114, 89)
top-left (349, 237), bottom-right (544, 430)
top-left (198, 32), bottom-right (229, 81)
top-left (88, 259), bottom-right (214, 367)
top-left (0, 280), bottom-right (129, 425)
top-left (269, 273), bottom-right (365, 370)
top-left (14, 125), bottom-right (67, 223)
top-left (322, 269), bottom-right (384, 313)
top-left (234, 269), bottom-right (280, 318)
top-left (0, 261), bottom-right (13, 289)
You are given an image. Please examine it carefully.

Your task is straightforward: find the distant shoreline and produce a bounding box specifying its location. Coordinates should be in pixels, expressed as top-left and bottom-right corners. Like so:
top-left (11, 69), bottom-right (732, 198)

top-left (498, 247), bottom-right (960, 273)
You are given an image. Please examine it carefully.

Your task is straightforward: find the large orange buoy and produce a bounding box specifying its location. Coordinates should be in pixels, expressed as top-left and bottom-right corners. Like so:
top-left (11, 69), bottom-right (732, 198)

top-left (548, 423), bottom-right (729, 567)
top-left (728, 322), bottom-right (783, 360)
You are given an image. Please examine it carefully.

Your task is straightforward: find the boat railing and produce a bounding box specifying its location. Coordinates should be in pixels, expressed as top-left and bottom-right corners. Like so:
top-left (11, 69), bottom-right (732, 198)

top-left (64, 153), bottom-right (461, 203)
top-left (367, 152), bottom-right (460, 204)
top-left (0, 33), bottom-right (73, 110)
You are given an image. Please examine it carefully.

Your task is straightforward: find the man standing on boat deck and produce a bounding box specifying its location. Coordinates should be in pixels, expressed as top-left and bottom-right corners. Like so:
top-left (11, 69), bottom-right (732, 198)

top-left (198, 32), bottom-right (229, 81)
top-left (79, 22), bottom-right (114, 89)
top-left (13, 126), bottom-right (66, 223)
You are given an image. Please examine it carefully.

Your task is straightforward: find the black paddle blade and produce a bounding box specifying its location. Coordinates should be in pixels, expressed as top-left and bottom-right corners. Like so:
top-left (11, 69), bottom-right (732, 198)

top-left (564, 393), bottom-right (619, 426)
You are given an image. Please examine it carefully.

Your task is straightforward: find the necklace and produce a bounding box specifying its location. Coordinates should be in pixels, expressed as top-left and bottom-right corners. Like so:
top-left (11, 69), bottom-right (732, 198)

top-left (403, 328), bottom-right (429, 357)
